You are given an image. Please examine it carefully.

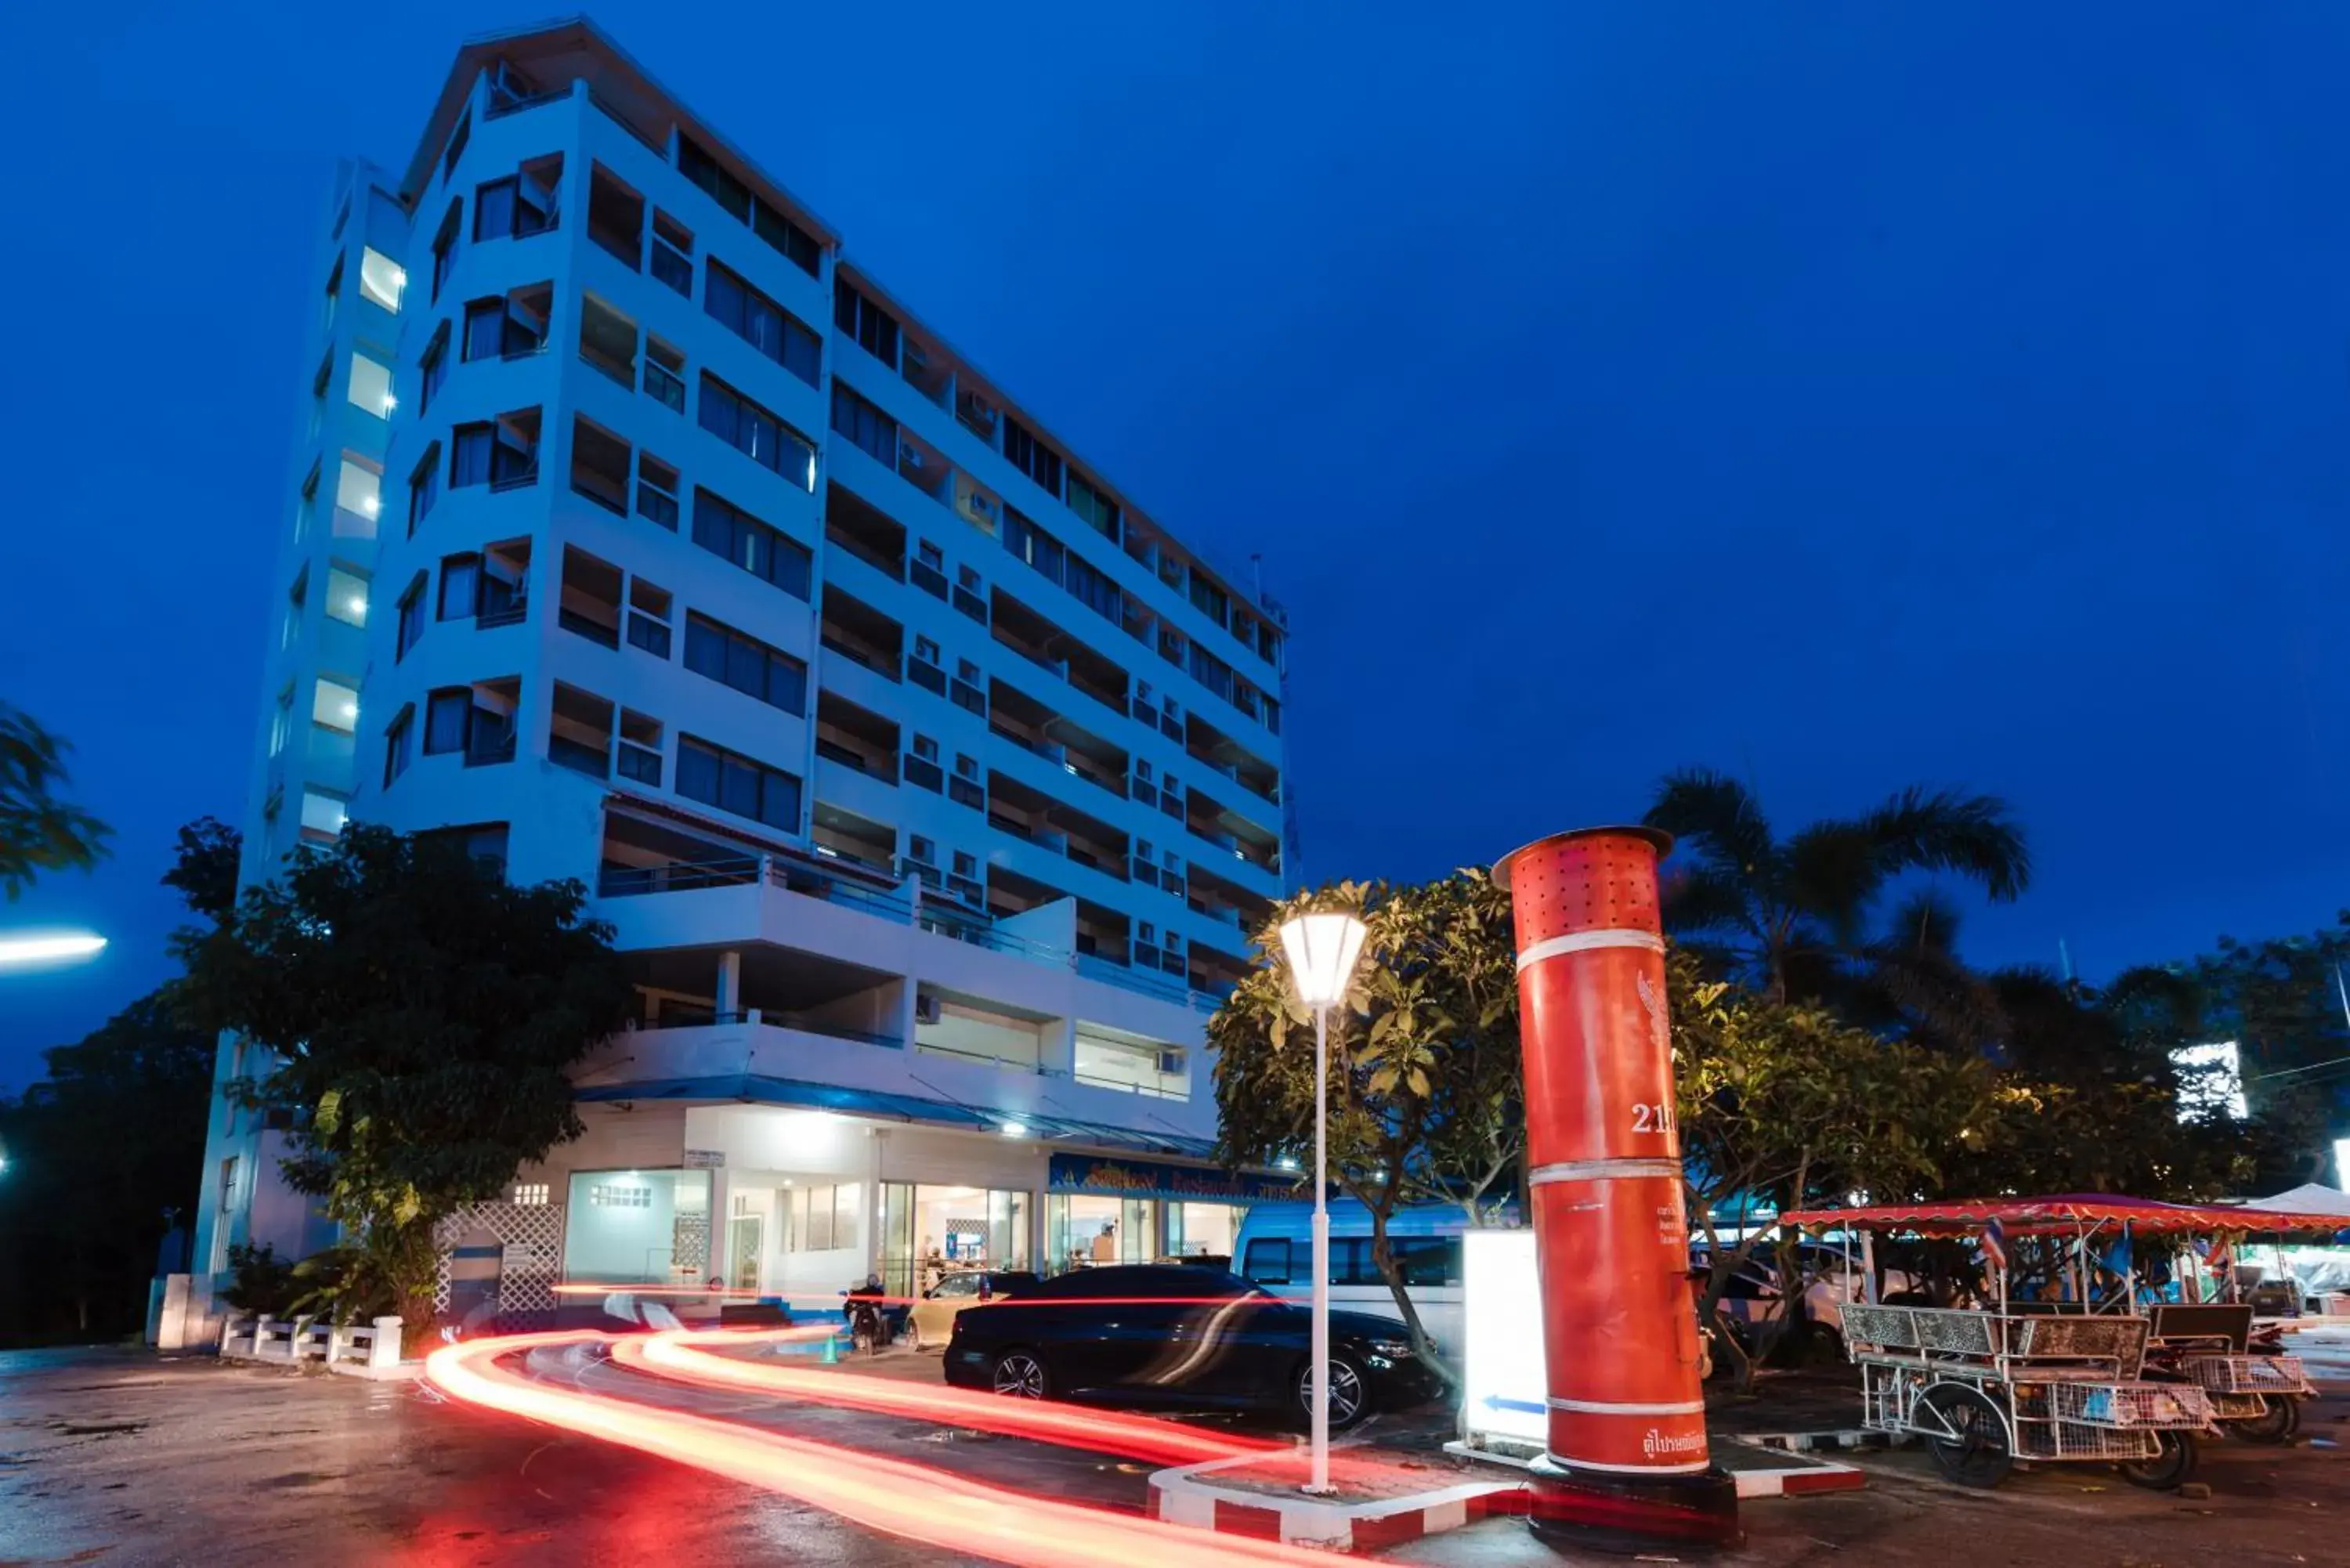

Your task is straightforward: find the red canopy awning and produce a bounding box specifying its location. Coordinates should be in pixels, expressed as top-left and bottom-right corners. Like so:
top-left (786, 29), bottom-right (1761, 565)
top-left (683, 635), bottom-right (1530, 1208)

top-left (1778, 1195), bottom-right (2350, 1239)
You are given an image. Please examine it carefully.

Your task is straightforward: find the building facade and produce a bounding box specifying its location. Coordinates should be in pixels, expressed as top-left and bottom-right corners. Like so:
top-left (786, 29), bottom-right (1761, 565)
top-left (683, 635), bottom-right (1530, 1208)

top-left (190, 17), bottom-right (1291, 1321)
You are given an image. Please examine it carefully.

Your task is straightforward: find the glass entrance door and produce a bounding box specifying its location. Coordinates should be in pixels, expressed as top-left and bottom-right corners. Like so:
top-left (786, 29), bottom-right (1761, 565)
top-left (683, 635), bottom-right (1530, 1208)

top-left (727, 1213), bottom-right (763, 1292)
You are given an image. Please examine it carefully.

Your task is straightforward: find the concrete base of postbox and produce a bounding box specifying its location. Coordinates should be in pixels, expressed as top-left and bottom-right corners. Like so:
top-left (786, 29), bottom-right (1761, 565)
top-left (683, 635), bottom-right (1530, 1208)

top-left (1524, 1456), bottom-right (1742, 1555)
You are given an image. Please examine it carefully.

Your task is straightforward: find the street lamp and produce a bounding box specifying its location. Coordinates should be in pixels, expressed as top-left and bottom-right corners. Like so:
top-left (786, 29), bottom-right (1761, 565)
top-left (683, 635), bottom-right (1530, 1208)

top-left (0, 933), bottom-right (107, 967)
top-left (1278, 909), bottom-right (1368, 1496)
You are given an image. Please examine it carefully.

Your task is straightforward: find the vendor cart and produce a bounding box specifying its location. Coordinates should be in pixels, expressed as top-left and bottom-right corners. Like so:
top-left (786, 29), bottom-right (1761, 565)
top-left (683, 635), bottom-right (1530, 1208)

top-left (1781, 1196), bottom-right (2348, 1490)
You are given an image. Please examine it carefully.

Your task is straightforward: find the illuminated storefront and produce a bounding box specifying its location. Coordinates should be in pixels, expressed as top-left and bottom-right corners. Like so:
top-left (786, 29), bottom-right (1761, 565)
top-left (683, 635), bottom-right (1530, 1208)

top-left (1044, 1154), bottom-right (1300, 1272)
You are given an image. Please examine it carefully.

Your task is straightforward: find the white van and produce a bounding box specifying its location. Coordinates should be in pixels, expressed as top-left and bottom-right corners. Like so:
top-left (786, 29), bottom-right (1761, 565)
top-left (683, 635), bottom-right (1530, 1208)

top-left (1232, 1200), bottom-right (1488, 1356)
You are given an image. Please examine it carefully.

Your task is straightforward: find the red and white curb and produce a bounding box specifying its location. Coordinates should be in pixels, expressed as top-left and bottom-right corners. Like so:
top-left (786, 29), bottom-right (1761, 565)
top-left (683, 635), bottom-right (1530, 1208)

top-left (1720, 1437), bottom-right (1869, 1498)
top-left (1737, 1429), bottom-right (1896, 1454)
top-left (1148, 1454), bottom-right (1528, 1551)
top-left (1444, 1436), bottom-right (1868, 1501)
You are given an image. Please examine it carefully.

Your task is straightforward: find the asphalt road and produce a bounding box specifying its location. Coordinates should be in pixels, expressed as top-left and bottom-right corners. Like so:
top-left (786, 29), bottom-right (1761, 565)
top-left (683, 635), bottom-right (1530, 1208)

top-left (5, 1340), bottom-right (2348, 1567)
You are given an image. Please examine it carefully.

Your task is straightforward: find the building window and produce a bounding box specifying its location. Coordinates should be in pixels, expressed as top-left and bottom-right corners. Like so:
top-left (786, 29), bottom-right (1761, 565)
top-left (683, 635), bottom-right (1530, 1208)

top-left (325, 566), bottom-right (369, 628)
top-left (909, 836), bottom-right (935, 864)
top-left (474, 161), bottom-right (558, 241)
top-left (424, 689), bottom-right (472, 755)
top-left (268, 686), bottom-right (293, 757)
top-left (418, 322), bottom-right (450, 414)
top-left (590, 1183), bottom-right (653, 1209)
top-left (358, 247), bottom-right (405, 313)
top-left (396, 575), bottom-right (427, 659)
top-left (418, 822), bottom-right (511, 870)
top-left (1067, 472), bottom-right (1119, 543)
top-left (644, 337), bottom-right (686, 412)
top-left (450, 411), bottom-right (540, 490)
top-left (430, 200), bottom-right (461, 302)
top-left (830, 382), bottom-right (896, 466)
top-left (219, 1155), bottom-right (240, 1208)
top-left (690, 488), bottom-right (812, 599)
top-left (512, 1183), bottom-right (550, 1207)
top-left (953, 851), bottom-right (977, 878)
top-left (616, 709), bottom-right (663, 786)
top-left (684, 612), bottom-right (808, 715)
top-left (336, 454), bottom-right (382, 526)
top-left (407, 443), bottom-right (441, 534)
top-left (636, 453), bottom-right (681, 530)
top-left (913, 635), bottom-right (941, 666)
top-left (383, 706), bottom-right (414, 786)
top-left (679, 134), bottom-right (822, 275)
top-left (322, 254), bottom-right (342, 333)
top-left (442, 110), bottom-right (471, 182)
top-left (651, 211), bottom-right (694, 295)
top-left (1003, 416), bottom-right (1064, 497)
top-left (465, 293), bottom-right (548, 361)
top-left (705, 260), bottom-right (821, 385)
top-left (284, 565), bottom-right (308, 649)
top-left (913, 734), bottom-right (938, 761)
top-left (298, 789), bottom-right (348, 844)
top-left (833, 282), bottom-right (901, 367)
top-left (698, 374), bottom-right (817, 490)
top-left (438, 555), bottom-right (479, 621)
top-left (677, 735), bottom-right (802, 830)
top-left (347, 351), bottom-right (395, 417)
top-left (312, 677), bottom-right (359, 735)
top-left (627, 579), bottom-right (674, 657)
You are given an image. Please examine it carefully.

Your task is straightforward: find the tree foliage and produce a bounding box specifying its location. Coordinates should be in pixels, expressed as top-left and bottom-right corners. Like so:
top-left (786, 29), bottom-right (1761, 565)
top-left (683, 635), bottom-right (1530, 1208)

top-left (1643, 768), bottom-right (2029, 1039)
top-left (0, 992), bottom-right (212, 1344)
top-left (175, 826), bottom-right (637, 1345)
top-left (0, 703), bottom-right (110, 899)
top-left (161, 815), bottom-right (241, 928)
top-left (1212, 872), bottom-right (1521, 1377)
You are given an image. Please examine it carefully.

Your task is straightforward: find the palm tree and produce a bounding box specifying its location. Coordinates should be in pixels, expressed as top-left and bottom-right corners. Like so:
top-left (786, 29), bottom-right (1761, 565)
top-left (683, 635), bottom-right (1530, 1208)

top-left (1642, 768), bottom-right (2031, 1031)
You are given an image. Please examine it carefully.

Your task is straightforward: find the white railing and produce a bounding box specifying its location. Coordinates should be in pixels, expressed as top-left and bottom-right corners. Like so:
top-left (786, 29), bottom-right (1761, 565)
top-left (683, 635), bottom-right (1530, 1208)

top-left (219, 1312), bottom-right (410, 1378)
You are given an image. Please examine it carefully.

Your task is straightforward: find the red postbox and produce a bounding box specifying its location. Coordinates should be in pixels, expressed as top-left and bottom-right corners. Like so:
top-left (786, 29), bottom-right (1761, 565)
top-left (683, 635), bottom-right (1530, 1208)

top-left (1492, 827), bottom-right (1738, 1549)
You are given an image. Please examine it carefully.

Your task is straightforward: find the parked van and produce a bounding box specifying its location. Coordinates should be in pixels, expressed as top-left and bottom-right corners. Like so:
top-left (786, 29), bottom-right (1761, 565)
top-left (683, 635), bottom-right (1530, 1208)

top-left (1233, 1200), bottom-right (1499, 1356)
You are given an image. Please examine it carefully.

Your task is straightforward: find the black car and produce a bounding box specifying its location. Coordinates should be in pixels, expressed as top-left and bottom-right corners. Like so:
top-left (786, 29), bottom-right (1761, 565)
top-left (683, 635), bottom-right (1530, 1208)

top-left (941, 1263), bottom-right (1444, 1429)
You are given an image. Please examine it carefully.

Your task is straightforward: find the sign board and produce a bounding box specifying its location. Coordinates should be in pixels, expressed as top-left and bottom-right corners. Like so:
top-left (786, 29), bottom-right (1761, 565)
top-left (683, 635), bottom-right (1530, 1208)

top-left (1047, 1152), bottom-right (1303, 1205)
top-left (683, 1148), bottom-right (726, 1169)
top-left (1461, 1228), bottom-right (1549, 1448)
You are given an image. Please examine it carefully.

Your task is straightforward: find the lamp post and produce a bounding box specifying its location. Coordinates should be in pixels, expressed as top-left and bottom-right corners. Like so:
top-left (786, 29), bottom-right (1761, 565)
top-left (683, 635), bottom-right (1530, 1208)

top-left (1278, 909), bottom-right (1368, 1495)
top-left (0, 933), bottom-right (107, 968)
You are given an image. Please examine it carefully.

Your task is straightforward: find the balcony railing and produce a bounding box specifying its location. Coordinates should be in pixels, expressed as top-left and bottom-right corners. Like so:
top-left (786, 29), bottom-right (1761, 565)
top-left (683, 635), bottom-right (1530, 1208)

top-left (585, 848), bottom-right (1229, 1013)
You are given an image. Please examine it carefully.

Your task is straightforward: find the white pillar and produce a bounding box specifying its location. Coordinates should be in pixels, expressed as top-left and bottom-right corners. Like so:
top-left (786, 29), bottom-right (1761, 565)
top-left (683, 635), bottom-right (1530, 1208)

top-left (370, 1316), bottom-right (403, 1371)
top-left (716, 950), bottom-right (742, 1018)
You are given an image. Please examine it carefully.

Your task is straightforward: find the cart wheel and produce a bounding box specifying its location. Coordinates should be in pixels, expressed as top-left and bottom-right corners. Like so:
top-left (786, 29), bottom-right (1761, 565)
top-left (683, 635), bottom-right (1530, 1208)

top-left (2119, 1431), bottom-right (2200, 1490)
top-left (2235, 1395), bottom-right (2300, 1445)
top-left (1919, 1384), bottom-right (2014, 1488)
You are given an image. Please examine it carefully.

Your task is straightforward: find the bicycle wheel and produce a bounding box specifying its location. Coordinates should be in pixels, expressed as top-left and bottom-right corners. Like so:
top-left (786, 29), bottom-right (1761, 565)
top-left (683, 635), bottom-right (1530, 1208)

top-left (1918, 1383), bottom-right (2014, 1488)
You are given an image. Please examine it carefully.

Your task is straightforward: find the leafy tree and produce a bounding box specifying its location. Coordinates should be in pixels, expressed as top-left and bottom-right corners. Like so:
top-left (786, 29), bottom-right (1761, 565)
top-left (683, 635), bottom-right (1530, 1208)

top-left (1643, 768), bottom-right (2030, 1032)
top-left (175, 826), bottom-right (636, 1349)
top-left (0, 703), bottom-right (110, 898)
top-left (161, 815), bottom-right (241, 927)
top-left (1213, 872), bottom-right (1521, 1380)
top-left (0, 992), bottom-right (212, 1344)
top-left (1669, 950), bottom-right (1998, 1386)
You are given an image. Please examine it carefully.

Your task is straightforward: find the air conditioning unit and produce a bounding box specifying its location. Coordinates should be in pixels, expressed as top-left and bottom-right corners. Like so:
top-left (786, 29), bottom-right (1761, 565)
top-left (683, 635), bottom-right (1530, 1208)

top-left (1156, 1047), bottom-right (1187, 1076)
top-left (914, 994), bottom-right (942, 1026)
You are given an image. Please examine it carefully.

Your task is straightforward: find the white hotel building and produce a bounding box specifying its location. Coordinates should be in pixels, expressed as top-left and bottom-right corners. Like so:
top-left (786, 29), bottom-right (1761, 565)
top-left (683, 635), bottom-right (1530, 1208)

top-left (190, 16), bottom-right (1294, 1324)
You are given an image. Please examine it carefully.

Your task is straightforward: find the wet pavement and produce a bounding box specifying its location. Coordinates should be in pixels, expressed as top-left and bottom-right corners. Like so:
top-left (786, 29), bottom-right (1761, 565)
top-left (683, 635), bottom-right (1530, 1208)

top-left (5, 1339), bottom-right (2349, 1566)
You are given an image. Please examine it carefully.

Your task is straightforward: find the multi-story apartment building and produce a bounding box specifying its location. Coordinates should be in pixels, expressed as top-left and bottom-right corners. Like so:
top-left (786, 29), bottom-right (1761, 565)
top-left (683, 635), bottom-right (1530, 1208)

top-left (190, 17), bottom-right (1292, 1324)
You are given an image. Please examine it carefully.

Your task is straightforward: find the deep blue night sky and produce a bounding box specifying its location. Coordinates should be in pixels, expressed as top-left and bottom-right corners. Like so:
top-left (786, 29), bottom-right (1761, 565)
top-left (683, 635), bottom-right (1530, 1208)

top-left (5, 2), bottom-right (2348, 1089)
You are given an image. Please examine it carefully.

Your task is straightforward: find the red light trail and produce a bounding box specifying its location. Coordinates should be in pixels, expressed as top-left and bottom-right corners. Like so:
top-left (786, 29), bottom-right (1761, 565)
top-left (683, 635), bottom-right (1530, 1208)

top-left (425, 1331), bottom-right (1349, 1566)
top-left (613, 1328), bottom-right (1277, 1468)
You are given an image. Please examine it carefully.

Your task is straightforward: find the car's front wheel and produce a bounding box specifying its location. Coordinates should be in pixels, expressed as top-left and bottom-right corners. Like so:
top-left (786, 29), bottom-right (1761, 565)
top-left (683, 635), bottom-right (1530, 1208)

top-left (991, 1348), bottom-right (1050, 1400)
top-left (1296, 1353), bottom-right (1370, 1431)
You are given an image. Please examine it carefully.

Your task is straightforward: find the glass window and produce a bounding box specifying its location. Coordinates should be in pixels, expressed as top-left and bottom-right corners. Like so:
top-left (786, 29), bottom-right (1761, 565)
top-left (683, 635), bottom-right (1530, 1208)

top-left (830, 383), bottom-right (895, 465)
top-left (561, 1169), bottom-right (713, 1285)
top-left (336, 457), bottom-right (381, 521)
top-left (438, 555), bottom-right (479, 620)
top-left (1242, 1237), bottom-right (1291, 1284)
top-left (407, 444), bottom-right (441, 533)
top-left (298, 790), bottom-right (346, 844)
top-left (383, 708), bottom-right (414, 786)
top-left (324, 567), bottom-right (369, 628)
top-left (358, 247), bottom-right (405, 313)
top-left (347, 352), bottom-right (395, 417)
top-left (396, 576), bottom-right (426, 659)
top-left (424, 689), bottom-right (471, 753)
top-left (450, 425), bottom-right (494, 487)
top-left (698, 375), bottom-right (817, 491)
top-left (312, 678), bottom-right (359, 734)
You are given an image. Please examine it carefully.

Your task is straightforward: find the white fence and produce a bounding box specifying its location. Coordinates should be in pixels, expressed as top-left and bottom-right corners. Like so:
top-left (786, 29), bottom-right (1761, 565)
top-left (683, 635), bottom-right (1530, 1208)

top-left (219, 1312), bottom-right (411, 1379)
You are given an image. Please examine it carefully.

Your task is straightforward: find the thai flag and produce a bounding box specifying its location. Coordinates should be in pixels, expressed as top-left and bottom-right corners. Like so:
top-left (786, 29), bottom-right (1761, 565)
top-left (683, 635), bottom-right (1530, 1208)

top-left (1982, 1217), bottom-right (2008, 1274)
top-left (2204, 1234), bottom-right (2233, 1276)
